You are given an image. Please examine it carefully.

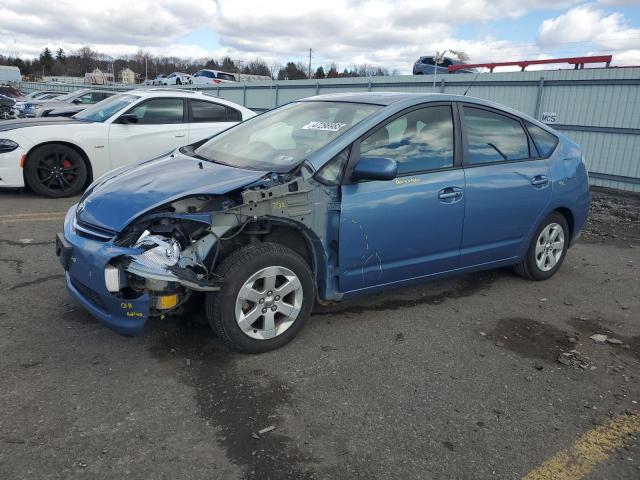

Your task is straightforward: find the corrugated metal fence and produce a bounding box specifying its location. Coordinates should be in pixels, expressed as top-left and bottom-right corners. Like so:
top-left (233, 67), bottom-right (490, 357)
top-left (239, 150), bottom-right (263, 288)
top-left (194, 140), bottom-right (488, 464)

top-left (21, 67), bottom-right (640, 192)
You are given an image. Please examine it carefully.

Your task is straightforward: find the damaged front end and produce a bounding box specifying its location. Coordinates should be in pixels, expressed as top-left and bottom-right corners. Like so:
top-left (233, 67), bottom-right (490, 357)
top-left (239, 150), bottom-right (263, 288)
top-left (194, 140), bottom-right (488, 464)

top-left (92, 167), bottom-right (336, 328)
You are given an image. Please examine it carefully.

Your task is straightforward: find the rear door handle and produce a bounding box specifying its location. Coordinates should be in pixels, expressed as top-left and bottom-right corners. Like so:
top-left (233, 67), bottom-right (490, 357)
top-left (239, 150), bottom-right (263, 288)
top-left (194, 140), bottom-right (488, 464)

top-left (438, 187), bottom-right (463, 203)
top-left (175, 133), bottom-right (186, 138)
top-left (531, 175), bottom-right (549, 187)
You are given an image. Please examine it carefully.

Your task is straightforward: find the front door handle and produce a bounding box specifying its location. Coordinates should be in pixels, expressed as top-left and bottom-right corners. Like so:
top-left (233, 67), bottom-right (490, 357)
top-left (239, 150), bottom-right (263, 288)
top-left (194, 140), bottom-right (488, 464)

top-left (175, 133), bottom-right (186, 138)
top-left (531, 175), bottom-right (549, 187)
top-left (438, 187), bottom-right (464, 203)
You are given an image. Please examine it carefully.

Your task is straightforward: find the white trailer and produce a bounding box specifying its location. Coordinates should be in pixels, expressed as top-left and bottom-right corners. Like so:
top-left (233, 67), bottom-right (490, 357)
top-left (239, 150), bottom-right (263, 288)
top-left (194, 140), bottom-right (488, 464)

top-left (0, 65), bottom-right (21, 84)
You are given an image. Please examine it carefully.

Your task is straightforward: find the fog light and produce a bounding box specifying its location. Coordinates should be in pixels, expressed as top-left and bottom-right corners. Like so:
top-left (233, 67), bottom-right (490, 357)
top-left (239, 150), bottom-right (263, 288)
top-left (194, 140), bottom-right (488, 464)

top-left (156, 293), bottom-right (178, 310)
top-left (104, 265), bottom-right (120, 292)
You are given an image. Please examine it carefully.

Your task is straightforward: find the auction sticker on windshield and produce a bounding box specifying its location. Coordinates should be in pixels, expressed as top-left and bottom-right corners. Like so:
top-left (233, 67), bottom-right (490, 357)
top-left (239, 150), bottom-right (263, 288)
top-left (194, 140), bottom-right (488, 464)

top-left (302, 121), bottom-right (347, 132)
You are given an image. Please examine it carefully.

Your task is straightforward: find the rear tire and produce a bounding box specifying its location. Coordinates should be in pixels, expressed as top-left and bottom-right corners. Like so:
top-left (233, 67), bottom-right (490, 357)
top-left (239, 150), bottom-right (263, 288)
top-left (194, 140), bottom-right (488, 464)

top-left (24, 144), bottom-right (88, 198)
top-left (206, 243), bottom-right (315, 353)
top-left (514, 212), bottom-right (569, 281)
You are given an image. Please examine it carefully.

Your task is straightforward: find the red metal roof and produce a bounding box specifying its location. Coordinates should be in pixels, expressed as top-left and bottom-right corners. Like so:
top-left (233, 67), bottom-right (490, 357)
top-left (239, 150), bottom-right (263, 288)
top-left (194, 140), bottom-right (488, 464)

top-left (448, 55), bottom-right (613, 72)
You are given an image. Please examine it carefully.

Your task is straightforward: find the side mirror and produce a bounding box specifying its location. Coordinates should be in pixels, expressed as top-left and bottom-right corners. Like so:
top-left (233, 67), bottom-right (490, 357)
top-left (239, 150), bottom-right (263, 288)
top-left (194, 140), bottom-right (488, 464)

top-left (352, 156), bottom-right (397, 181)
top-left (71, 98), bottom-right (82, 104)
top-left (117, 113), bottom-right (139, 124)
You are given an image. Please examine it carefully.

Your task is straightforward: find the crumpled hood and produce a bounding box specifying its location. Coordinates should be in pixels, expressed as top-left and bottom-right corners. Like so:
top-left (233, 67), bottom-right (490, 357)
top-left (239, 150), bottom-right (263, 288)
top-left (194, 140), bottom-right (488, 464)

top-left (77, 151), bottom-right (268, 232)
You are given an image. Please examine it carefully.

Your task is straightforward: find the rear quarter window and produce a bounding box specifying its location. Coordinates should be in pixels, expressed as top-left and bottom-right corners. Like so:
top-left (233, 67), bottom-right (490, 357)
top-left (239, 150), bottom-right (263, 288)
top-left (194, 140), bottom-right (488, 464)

top-left (527, 122), bottom-right (559, 158)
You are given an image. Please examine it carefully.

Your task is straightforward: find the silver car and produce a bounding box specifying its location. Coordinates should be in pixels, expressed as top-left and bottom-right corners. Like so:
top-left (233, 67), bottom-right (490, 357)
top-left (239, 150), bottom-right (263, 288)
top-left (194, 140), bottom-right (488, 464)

top-left (14, 89), bottom-right (116, 118)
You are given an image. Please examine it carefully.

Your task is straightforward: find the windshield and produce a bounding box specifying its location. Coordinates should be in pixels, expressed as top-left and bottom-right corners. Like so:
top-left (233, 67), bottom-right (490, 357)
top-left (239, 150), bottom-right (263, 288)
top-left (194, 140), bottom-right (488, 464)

top-left (74, 94), bottom-right (139, 122)
top-left (195, 101), bottom-right (381, 172)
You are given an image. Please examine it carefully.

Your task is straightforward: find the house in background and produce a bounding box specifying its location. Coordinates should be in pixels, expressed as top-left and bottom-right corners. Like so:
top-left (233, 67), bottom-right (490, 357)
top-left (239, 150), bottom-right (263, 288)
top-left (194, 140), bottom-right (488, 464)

top-left (119, 68), bottom-right (137, 84)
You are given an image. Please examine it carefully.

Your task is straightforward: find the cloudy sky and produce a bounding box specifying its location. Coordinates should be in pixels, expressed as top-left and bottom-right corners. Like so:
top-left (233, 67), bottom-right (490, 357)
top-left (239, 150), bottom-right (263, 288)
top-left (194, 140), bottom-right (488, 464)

top-left (1, 0), bottom-right (639, 73)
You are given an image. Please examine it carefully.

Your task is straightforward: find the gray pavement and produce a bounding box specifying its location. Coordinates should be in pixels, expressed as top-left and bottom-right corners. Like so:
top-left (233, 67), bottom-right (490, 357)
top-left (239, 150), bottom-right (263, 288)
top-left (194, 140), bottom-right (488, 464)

top-left (0, 188), bottom-right (638, 479)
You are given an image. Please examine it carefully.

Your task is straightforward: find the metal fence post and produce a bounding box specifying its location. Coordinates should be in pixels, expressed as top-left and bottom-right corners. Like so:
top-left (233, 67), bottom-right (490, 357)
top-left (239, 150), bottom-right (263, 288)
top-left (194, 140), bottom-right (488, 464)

top-left (534, 77), bottom-right (545, 120)
top-left (274, 83), bottom-right (279, 107)
top-left (440, 79), bottom-right (445, 93)
top-left (368, 78), bottom-right (372, 92)
top-left (242, 82), bottom-right (247, 106)
top-left (316, 82), bottom-right (320, 95)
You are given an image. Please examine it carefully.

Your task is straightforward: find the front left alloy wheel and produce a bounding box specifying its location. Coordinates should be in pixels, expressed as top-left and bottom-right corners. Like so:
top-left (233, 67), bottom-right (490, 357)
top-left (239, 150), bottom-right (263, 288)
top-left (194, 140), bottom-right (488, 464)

top-left (206, 243), bottom-right (315, 353)
top-left (24, 144), bottom-right (88, 198)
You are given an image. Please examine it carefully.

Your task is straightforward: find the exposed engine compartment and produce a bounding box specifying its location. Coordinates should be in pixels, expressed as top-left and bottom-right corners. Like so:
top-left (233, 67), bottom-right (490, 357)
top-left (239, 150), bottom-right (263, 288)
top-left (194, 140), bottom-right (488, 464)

top-left (102, 167), bottom-right (339, 315)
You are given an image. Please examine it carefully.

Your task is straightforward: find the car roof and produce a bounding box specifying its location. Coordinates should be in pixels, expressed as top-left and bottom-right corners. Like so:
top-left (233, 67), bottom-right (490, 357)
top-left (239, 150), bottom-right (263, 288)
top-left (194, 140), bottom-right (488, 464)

top-left (125, 88), bottom-right (254, 112)
top-left (300, 92), bottom-right (535, 118)
top-left (302, 92), bottom-right (559, 171)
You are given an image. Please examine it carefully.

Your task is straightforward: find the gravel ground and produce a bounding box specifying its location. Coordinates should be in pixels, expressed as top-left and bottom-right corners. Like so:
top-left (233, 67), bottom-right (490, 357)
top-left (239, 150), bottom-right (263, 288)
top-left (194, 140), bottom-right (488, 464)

top-left (0, 187), bottom-right (638, 479)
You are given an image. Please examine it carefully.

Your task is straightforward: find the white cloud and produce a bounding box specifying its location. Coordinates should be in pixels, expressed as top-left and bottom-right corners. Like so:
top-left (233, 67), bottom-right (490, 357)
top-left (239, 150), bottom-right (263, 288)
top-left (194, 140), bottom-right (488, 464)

top-left (0, 0), bottom-right (638, 72)
top-left (538, 4), bottom-right (640, 63)
top-left (209, 0), bottom-right (588, 72)
top-left (598, 0), bottom-right (640, 5)
top-left (0, 0), bottom-right (217, 47)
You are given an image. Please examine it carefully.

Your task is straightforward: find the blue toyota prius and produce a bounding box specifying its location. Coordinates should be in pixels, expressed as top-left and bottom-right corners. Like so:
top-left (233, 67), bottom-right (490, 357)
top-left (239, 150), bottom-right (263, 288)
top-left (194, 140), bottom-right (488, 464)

top-left (56, 92), bottom-right (590, 353)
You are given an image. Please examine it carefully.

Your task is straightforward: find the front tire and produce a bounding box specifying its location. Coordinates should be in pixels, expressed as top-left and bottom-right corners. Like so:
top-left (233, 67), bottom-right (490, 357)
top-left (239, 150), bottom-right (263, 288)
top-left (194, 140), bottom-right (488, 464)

top-left (206, 243), bottom-right (315, 353)
top-left (514, 212), bottom-right (569, 281)
top-left (0, 106), bottom-right (11, 120)
top-left (24, 144), bottom-right (88, 198)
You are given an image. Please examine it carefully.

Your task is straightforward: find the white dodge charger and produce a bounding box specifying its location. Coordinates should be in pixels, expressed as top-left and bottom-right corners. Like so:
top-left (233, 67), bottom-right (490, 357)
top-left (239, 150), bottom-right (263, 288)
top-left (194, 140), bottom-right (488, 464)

top-left (0, 90), bottom-right (255, 197)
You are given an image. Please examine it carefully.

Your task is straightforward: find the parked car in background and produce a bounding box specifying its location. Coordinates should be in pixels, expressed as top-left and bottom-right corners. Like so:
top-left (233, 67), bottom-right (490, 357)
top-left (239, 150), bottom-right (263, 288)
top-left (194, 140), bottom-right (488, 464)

top-left (13, 89), bottom-right (116, 118)
top-left (0, 89), bottom-right (254, 196)
top-left (24, 91), bottom-right (64, 100)
top-left (413, 56), bottom-right (476, 75)
top-left (151, 75), bottom-right (166, 85)
top-left (0, 94), bottom-right (15, 120)
top-left (54, 92), bottom-right (589, 353)
top-left (162, 72), bottom-right (192, 85)
top-left (192, 69), bottom-right (237, 85)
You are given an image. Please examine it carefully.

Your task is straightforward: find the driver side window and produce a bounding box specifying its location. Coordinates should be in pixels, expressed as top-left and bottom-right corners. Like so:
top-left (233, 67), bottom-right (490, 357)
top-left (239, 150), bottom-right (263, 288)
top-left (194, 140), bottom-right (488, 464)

top-left (359, 105), bottom-right (454, 175)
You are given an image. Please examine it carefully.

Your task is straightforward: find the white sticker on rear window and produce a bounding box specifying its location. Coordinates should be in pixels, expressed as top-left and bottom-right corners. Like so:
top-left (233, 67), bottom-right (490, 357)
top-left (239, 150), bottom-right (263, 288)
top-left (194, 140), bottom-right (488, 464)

top-left (302, 121), bottom-right (347, 132)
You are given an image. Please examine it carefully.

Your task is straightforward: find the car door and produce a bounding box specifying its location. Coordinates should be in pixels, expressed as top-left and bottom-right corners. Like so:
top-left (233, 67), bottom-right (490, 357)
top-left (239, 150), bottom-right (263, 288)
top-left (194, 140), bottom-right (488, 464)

top-left (459, 103), bottom-right (552, 266)
top-left (187, 99), bottom-right (240, 143)
top-left (339, 103), bottom-right (465, 292)
top-left (107, 97), bottom-right (188, 169)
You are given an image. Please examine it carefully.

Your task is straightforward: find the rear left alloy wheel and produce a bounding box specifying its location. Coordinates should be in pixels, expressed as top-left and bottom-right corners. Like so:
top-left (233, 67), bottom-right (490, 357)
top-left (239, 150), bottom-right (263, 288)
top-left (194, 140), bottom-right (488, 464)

top-left (0, 106), bottom-right (11, 120)
top-left (206, 243), bottom-right (315, 353)
top-left (24, 144), bottom-right (88, 198)
top-left (514, 212), bottom-right (569, 281)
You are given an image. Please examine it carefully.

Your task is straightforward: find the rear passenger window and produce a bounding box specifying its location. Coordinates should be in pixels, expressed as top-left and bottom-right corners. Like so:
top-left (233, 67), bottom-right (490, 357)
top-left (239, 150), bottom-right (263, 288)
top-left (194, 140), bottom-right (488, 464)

top-left (191, 100), bottom-right (227, 122)
top-left (463, 106), bottom-right (530, 164)
top-left (359, 105), bottom-right (454, 175)
top-left (527, 122), bottom-right (558, 157)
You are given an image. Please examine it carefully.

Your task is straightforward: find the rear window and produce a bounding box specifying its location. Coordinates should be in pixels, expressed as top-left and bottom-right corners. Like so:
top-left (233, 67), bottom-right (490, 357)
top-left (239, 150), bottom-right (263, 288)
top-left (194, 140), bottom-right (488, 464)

top-left (527, 122), bottom-right (559, 158)
top-left (217, 73), bottom-right (236, 82)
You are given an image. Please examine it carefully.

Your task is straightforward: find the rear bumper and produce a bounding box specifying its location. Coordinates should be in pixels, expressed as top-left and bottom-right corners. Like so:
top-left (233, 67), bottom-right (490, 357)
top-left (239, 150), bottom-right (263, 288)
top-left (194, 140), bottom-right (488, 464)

top-left (0, 147), bottom-right (26, 188)
top-left (58, 206), bottom-right (150, 336)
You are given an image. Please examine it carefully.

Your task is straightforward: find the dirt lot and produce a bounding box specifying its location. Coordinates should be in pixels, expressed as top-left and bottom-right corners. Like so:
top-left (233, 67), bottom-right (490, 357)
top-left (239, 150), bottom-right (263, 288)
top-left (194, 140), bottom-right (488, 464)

top-left (0, 187), bottom-right (639, 479)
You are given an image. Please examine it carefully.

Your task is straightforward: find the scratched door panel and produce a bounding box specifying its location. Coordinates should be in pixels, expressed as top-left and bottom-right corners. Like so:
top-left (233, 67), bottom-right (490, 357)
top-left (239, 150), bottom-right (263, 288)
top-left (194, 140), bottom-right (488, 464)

top-left (339, 169), bottom-right (465, 292)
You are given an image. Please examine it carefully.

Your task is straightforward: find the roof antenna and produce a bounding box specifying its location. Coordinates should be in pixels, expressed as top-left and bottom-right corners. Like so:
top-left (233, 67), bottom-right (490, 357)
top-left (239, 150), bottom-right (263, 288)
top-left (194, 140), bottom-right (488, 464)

top-left (463, 67), bottom-right (485, 96)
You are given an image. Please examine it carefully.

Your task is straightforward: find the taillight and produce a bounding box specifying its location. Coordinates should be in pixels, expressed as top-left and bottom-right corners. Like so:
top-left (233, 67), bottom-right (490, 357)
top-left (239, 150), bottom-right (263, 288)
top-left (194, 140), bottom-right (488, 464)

top-left (213, 79), bottom-right (221, 84)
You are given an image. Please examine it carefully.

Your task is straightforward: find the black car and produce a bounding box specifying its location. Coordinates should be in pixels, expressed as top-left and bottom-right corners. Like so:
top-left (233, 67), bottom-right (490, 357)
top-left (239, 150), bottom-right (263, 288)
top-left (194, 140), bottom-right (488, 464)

top-left (0, 94), bottom-right (15, 120)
